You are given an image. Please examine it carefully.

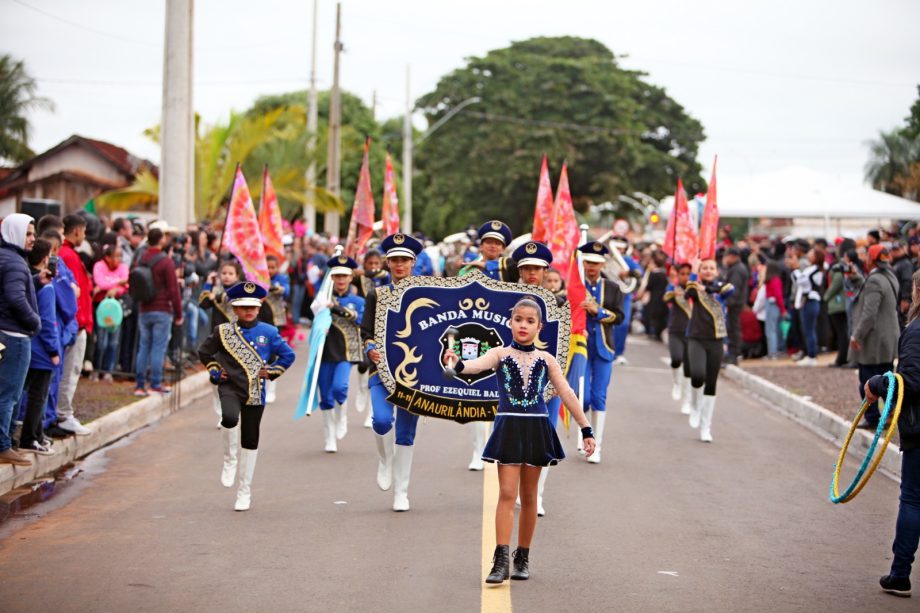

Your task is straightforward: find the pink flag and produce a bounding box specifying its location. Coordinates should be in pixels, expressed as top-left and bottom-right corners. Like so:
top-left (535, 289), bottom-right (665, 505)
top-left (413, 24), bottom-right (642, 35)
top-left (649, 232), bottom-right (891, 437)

top-left (547, 163), bottom-right (579, 283)
top-left (698, 156), bottom-right (719, 260)
top-left (662, 178), bottom-right (698, 264)
top-left (381, 153), bottom-right (400, 236)
top-left (224, 165), bottom-right (270, 285)
top-left (345, 138), bottom-right (375, 258)
top-left (258, 166), bottom-right (285, 261)
top-left (531, 155), bottom-right (554, 243)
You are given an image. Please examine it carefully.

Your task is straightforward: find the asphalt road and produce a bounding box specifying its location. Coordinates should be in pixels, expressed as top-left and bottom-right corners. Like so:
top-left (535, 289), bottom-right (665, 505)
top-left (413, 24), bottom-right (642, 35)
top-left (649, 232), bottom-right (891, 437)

top-left (0, 337), bottom-right (913, 612)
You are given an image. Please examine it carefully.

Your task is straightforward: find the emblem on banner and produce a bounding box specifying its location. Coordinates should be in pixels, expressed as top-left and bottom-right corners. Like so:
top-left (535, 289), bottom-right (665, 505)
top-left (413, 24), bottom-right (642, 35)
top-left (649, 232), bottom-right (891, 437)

top-left (439, 324), bottom-right (503, 385)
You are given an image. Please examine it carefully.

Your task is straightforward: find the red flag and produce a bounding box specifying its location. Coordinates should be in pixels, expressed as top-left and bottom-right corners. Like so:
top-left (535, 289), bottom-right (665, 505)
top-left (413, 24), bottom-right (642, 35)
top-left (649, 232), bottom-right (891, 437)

top-left (381, 153), bottom-right (400, 236)
top-left (531, 155), bottom-right (554, 242)
top-left (224, 165), bottom-right (270, 285)
top-left (662, 178), bottom-right (698, 264)
top-left (345, 138), bottom-right (376, 258)
top-left (258, 166), bottom-right (285, 261)
top-left (566, 251), bottom-right (587, 336)
top-left (698, 156), bottom-right (719, 260)
top-left (547, 163), bottom-right (579, 282)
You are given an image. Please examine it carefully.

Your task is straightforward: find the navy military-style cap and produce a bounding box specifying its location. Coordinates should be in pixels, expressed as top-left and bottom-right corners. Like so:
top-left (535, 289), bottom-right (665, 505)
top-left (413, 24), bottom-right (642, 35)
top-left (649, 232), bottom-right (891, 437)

top-left (512, 240), bottom-right (553, 268)
top-left (477, 220), bottom-right (512, 246)
top-left (328, 255), bottom-right (358, 276)
top-left (577, 241), bottom-right (610, 263)
top-left (227, 281), bottom-right (268, 307)
top-left (380, 233), bottom-right (423, 260)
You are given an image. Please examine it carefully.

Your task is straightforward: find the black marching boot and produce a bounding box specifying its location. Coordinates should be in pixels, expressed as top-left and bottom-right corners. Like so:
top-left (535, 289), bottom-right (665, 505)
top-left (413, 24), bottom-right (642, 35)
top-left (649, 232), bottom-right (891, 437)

top-left (485, 545), bottom-right (510, 584)
top-left (511, 547), bottom-right (530, 580)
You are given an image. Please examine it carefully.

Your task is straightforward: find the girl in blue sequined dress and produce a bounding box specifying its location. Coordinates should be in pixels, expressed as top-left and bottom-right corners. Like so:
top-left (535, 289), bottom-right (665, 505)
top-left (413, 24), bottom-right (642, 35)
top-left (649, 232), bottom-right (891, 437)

top-left (444, 298), bottom-right (596, 585)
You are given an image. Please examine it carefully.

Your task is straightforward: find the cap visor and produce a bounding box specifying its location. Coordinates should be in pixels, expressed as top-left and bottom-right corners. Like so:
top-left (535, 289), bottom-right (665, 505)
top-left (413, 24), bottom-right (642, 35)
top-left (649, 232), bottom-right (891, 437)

top-left (480, 232), bottom-right (507, 244)
top-left (329, 267), bottom-right (354, 276)
top-left (516, 257), bottom-right (549, 268)
top-left (581, 254), bottom-right (607, 263)
top-left (386, 248), bottom-right (417, 259)
top-left (230, 298), bottom-right (263, 307)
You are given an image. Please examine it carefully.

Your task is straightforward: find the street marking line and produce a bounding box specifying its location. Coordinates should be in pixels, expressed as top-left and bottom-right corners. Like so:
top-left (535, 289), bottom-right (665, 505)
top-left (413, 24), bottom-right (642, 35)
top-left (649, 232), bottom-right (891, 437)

top-left (481, 463), bottom-right (512, 613)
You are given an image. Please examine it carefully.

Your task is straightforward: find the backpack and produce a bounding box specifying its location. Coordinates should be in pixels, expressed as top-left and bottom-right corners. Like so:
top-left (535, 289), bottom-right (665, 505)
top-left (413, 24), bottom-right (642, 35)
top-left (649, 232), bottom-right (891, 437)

top-left (129, 252), bottom-right (167, 304)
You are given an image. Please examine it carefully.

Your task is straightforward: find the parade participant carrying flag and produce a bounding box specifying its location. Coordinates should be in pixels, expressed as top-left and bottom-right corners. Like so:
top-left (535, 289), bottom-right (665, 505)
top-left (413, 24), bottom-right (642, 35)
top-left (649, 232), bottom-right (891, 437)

top-left (530, 154), bottom-right (554, 243)
top-left (698, 156), bottom-right (719, 261)
top-left (258, 166), bottom-right (285, 261)
top-left (345, 138), bottom-right (375, 258)
top-left (294, 250), bottom-right (338, 420)
top-left (223, 164), bottom-right (270, 286)
top-left (381, 153), bottom-right (400, 236)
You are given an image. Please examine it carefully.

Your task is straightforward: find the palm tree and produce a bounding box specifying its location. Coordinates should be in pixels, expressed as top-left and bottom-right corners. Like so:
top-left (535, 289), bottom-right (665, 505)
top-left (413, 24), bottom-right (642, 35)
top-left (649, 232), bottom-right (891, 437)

top-left (0, 54), bottom-right (54, 163)
top-left (864, 129), bottom-right (920, 196)
top-left (99, 107), bottom-right (343, 219)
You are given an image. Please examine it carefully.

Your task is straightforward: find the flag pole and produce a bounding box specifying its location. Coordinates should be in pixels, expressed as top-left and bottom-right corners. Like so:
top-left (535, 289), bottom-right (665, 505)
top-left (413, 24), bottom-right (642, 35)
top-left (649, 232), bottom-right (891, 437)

top-left (669, 180), bottom-right (680, 267)
top-left (216, 162), bottom-right (240, 258)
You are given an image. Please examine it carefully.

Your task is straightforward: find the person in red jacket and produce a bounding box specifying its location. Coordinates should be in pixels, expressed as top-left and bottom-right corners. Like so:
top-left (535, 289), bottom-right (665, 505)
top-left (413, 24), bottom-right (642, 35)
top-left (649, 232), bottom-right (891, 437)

top-left (134, 228), bottom-right (184, 396)
top-left (55, 214), bottom-right (92, 436)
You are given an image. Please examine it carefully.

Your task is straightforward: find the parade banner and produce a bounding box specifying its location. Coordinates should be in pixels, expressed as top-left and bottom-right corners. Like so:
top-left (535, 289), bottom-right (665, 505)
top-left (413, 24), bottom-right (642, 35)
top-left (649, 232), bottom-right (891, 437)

top-left (258, 166), bottom-right (285, 261)
top-left (663, 177), bottom-right (698, 265)
top-left (224, 165), bottom-right (270, 286)
top-left (530, 154), bottom-right (554, 243)
top-left (382, 153), bottom-right (401, 236)
top-left (548, 163), bottom-right (579, 283)
top-left (372, 271), bottom-right (571, 423)
top-left (698, 155), bottom-right (719, 260)
top-left (345, 138), bottom-right (375, 258)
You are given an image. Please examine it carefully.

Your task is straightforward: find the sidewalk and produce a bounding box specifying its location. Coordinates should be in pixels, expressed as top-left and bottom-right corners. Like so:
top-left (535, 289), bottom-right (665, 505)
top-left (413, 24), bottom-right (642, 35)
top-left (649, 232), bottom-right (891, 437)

top-left (0, 371), bottom-right (212, 497)
top-left (724, 354), bottom-right (902, 480)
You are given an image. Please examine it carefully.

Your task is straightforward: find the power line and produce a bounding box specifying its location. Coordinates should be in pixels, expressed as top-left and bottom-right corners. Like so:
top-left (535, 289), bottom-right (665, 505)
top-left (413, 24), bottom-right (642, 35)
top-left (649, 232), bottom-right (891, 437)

top-left (36, 76), bottom-right (314, 87)
top-left (10, 0), bottom-right (159, 46)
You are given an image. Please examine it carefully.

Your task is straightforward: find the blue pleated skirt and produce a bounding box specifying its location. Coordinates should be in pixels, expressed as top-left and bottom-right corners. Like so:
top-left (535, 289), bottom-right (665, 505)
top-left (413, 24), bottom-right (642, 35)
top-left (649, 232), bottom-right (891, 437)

top-left (482, 413), bottom-right (565, 467)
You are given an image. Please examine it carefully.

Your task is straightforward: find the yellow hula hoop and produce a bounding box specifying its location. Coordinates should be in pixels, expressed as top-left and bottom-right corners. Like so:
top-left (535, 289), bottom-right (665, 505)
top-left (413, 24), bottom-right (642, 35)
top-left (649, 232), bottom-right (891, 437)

top-left (830, 373), bottom-right (903, 504)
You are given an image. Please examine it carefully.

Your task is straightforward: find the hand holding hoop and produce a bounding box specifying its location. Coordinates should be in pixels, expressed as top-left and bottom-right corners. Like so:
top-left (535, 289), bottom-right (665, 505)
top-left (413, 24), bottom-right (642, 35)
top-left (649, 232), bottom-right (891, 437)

top-left (443, 326), bottom-right (460, 378)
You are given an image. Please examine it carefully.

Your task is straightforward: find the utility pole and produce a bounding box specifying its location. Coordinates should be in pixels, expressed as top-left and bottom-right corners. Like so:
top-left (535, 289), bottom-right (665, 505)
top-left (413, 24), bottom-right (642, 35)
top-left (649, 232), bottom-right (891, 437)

top-left (159, 0), bottom-right (194, 229)
top-left (402, 65), bottom-right (412, 234)
top-left (371, 89), bottom-right (377, 121)
top-left (304, 0), bottom-right (319, 233)
top-left (324, 2), bottom-right (342, 236)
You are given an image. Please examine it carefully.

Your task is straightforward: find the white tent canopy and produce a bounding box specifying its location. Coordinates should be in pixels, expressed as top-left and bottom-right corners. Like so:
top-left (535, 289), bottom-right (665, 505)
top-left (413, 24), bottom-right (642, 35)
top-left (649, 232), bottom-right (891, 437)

top-left (662, 166), bottom-right (920, 220)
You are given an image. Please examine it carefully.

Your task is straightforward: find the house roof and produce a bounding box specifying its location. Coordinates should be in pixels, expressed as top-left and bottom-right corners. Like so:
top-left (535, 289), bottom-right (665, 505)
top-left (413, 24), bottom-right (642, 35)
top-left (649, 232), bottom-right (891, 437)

top-left (0, 135), bottom-right (158, 191)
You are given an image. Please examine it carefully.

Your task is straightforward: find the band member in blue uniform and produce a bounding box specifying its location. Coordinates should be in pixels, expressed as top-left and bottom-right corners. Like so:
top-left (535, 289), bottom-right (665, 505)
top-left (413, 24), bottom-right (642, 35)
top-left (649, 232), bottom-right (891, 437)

top-left (610, 237), bottom-right (643, 365)
top-left (350, 249), bottom-right (388, 429)
top-left (460, 220), bottom-right (518, 283)
top-left (512, 239), bottom-right (561, 516)
top-left (663, 263), bottom-right (693, 415)
top-left (198, 282), bottom-right (295, 511)
top-left (685, 258), bottom-right (734, 443)
top-left (461, 220), bottom-right (518, 470)
top-left (361, 233), bottom-right (424, 511)
top-left (577, 241), bottom-right (625, 464)
top-left (315, 255), bottom-right (364, 453)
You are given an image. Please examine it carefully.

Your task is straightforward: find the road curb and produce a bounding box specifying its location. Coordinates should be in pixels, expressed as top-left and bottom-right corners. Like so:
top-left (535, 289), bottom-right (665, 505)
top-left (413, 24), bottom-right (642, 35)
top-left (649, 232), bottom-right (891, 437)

top-left (0, 371), bottom-right (212, 497)
top-left (723, 365), bottom-right (901, 481)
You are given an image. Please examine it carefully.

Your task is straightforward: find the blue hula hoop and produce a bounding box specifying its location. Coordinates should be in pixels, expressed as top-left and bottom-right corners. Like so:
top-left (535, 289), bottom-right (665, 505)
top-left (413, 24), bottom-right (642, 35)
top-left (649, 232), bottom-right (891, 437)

top-left (829, 371), bottom-right (897, 504)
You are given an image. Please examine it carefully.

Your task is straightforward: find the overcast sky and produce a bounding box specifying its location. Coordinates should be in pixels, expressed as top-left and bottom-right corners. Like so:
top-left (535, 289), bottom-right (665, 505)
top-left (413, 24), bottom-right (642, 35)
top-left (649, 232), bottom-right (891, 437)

top-left (3, 0), bottom-right (919, 187)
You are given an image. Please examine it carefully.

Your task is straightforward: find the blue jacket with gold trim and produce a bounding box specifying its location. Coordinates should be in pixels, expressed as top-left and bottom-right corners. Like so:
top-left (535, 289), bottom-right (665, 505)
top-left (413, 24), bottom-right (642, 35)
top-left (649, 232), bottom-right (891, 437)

top-left (585, 276), bottom-right (625, 362)
top-left (198, 320), bottom-right (295, 405)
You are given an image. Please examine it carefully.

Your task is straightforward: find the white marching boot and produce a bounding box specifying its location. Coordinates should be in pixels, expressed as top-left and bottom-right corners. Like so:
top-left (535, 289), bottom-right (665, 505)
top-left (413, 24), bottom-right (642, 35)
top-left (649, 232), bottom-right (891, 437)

top-left (265, 380), bottom-right (277, 404)
top-left (680, 377), bottom-right (693, 415)
top-left (587, 411), bottom-right (606, 464)
top-left (322, 409), bottom-right (338, 453)
top-left (375, 430), bottom-right (395, 491)
top-left (671, 367), bottom-right (682, 401)
top-left (392, 444), bottom-right (414, 512)
top-left (212, 388), bottom-right (223, 428)
top-left (234, 449), bottom-right (258, 511)
top-left (364, 410), bottom-right (373, 429)
top-left (688, 385), bottom-right (704, 429)
top-left (468, 422), bottom-right (487, 471)
top-left (699, 395), bottom-right (716, 443)
top-left (537, 469), bottom-right (548, 517)
top-left (220, 426), bottom-right (239, 487)
top-left (334, 403), bottom-right (348, 440)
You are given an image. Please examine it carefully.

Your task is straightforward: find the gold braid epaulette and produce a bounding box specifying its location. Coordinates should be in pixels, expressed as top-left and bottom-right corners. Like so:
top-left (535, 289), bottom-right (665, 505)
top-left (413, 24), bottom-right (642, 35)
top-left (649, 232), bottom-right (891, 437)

top-left (218, 323), bottom-right (264, 404)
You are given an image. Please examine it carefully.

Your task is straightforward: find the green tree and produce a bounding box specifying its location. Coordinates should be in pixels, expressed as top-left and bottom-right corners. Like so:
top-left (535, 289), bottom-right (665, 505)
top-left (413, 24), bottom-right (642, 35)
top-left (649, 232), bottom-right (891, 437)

top-left (0, 54), bottom-right (53, 164)
top-left (246, 90), bottom-right (403, 231)
top-left (413, 36), bottom-right (706, 238)
top-left (864, 86), bottom-right (920, 201)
